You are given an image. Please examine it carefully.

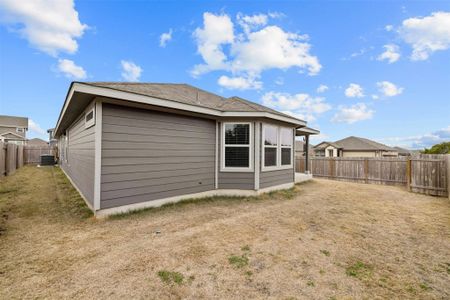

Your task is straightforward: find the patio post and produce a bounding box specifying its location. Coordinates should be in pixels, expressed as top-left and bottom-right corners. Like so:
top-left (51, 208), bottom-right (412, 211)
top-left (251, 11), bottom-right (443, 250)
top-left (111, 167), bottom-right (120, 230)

top-left (305, 134), bottom-right (310, 174)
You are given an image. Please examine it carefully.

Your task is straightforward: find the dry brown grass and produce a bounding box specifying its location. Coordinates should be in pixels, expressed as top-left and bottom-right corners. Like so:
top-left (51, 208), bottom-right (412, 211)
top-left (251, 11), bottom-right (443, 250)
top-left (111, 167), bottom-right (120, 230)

top-left (1, 165), bottom-right (449, 299)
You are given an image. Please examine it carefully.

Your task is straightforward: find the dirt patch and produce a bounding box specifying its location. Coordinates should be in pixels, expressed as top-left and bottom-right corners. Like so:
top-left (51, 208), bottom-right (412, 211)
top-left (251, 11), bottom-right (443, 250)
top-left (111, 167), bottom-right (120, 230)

top-left (1, 166), bottom-right (449, 299)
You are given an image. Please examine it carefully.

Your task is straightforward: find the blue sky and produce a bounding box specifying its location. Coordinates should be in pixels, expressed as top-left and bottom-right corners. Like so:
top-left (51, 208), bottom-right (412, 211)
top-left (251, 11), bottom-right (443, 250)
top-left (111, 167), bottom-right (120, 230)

top-left (0, 0), bottom-right (449, 149)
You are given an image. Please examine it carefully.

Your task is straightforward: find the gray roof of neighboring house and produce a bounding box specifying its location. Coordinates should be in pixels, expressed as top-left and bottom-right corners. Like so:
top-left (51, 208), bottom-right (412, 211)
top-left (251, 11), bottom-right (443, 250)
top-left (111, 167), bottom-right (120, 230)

top-left (334, 136), bottom-right (396, 151)
top-left (0, 115), bottom-right (28, 128)
top-left (84, 82), bottom-right (295, 119)
top-left (27, 138), bottom-right (48, 145)
top-left (295, 140), bottom-right (315, 151)
top-left (314, 141), bottom-right (341, 150)
top-left (393, 146), bottom-right (411, 155)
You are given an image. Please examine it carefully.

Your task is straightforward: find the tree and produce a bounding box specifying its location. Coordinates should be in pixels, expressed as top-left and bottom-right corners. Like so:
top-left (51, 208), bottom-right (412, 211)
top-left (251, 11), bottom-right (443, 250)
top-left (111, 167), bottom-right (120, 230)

top-left (422, 142), bottom-right (450, 154)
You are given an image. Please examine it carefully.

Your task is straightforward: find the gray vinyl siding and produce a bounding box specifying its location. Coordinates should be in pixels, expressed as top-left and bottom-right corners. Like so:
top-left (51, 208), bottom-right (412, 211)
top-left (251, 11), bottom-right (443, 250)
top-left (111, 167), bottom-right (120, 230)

top-left (259, 169), bottom-right (294, 189)
top-left (60, 113), bottom-right (95, 206)
top-left (100, 104), bottom-right (216, 209)
top-left (217, 122), bottom-right (255, 190)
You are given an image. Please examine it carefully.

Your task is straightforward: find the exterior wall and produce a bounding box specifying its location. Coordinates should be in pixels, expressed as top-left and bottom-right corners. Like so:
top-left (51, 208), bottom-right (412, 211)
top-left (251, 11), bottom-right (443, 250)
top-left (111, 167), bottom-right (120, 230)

top-left (258, 122), bottom-right (295, 189)
top-left (342, 151), bottom-right (377, 158)
top-left (100, 104), bottom-right (216, 209)
top-left (59, 105), bottom-right (96, 207)
top-left (325, 146), bottom-right (338, 157)
top-left (217, 121), bottom-right (255, 190)
top-left (0, 126), bottom-right (26, 138)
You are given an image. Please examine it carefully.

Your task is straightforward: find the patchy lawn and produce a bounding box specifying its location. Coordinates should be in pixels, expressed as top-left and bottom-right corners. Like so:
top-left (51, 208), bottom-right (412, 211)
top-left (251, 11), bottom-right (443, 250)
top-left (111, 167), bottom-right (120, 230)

top-left (1, 166), bottom-right (450, 299)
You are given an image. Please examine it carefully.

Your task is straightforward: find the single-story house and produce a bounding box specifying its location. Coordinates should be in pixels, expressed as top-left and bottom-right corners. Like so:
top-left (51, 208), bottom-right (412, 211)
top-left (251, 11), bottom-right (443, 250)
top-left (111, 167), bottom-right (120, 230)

top-left (54, 82), bottom-right (316, 216)
top-left (314, 136), bottom-right (398, 158)
top-left (295, 140), bottom-right (315, 158)
top-left (0, 115), bottom-right (28, 145)
top-left (27, 138), bottom-right (48, 146)
top-left (393, 146), bottom-right (412, 156)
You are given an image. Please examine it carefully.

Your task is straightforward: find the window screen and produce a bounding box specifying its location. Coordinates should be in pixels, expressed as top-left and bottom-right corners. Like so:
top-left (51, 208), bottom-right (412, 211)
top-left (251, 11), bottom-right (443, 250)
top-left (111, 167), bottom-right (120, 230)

top-left (223, 123), bottom-right (250, 169)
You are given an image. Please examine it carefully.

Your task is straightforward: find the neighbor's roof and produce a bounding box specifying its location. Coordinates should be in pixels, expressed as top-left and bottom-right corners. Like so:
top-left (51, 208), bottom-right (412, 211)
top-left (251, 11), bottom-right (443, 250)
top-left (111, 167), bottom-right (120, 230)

top-left (393, 146), bottom-right (411, 154)
top-left (27, 138), bottom-right (48, 145)
top-left (0, 115), bottom-right (28, 128)
top-left (85, 82), bottom-right (295, 119)
top-left (314, 141), bottom-right (341, 150)
top-left (55, 82), bottom-right (307, 136)
top-left (334, 136), bottom-right (396, 151)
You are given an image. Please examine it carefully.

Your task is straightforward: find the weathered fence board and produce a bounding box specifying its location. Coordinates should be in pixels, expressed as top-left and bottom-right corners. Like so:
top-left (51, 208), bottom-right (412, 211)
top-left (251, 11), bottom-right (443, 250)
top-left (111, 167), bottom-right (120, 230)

top-left (410, 156), bottom-right (447, 197)
top-left (296, 155), bottom-right (448, 197)
top-left (5, 143), bottom-right (17, 176)
top-left (23, 145), bottom-right (54, 164)
top-left (0, 142), bottom-right (6, 177)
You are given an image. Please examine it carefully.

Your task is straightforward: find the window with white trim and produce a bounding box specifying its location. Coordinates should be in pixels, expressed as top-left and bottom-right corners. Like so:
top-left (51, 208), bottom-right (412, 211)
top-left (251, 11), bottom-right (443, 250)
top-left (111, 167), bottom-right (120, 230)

top-left (262, 124), bottom-right (293, 170)
top-left (263, 124), bottom-right (278, 167)
top-left (222, 123), bottom-right (252, 170)
top-left (16, 127), bottom-right (24, 133)
top-left (280, 127), bottom-right (293, 166)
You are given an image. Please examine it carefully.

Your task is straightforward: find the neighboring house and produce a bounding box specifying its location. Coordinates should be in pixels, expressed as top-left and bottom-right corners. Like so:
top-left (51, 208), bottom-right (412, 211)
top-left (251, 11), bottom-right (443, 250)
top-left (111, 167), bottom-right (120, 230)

top-left (314, 136), bottom-right (398, 158)
top-left (54, 82), bottom-right (315, 216)
top-left (0, 115), bottom-right (28, 145)
top-left (295, 140), bottom-right (315, 158)
top-left (27, 138), bottom-right (48, 146)
top-left (47, 128), bottom-right (57, 147)
top-left (393, 146), bottom-right (412, 156)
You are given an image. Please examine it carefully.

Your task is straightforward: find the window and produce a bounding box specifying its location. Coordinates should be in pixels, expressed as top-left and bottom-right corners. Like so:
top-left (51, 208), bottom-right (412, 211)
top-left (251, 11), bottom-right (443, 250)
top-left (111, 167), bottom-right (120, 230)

top-left (262, 124), bottom-right (293, 170)
top-left (16, 127), bottom-right (24, 133)
top-left (84, 107), bottom-right (95, 128)
top-left (328, 149), bottom-right (334, 157)
top-left (222, 123), bottom-right (252, 171)
top-left (280, 128), bottom-right (293, 166)
top-left (263, 125), bottom-right (278, 167)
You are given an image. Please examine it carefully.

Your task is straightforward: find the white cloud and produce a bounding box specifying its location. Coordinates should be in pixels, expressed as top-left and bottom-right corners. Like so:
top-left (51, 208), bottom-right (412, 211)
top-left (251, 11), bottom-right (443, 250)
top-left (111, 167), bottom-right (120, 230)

top-left (192, 13), bottom-right (234, 76)
top-left (0, 0), bottom-right (87, 56)
top-left (399, 11), bottom-right (450, 61)
top-left (28, 119), bottom-right (46, 137)
top-left (218, 75), bottom-right (262, 90)
top-left (262, 91), bottom-right (331, 122)
top-left (380, 126), bottom-right (450, 149)
top-left (385, 25), bottom-right (394, 32)
top-left (377, 81), bottom-right (403, 97)
top-left (316, 84), bottom-right (328, 93)
top-left (236, 13), bottom-right (268, 34)
top-left (371, 94), bottom-right (379, 100)
top-left (192, 12), bottom-right (321, 89)
top-left (332, 103), bottom-right (374, 124)
top-left (120, 60), bottom-right (142, 81)
top-left (159, 28), bottom-right (173, 47)
top-left (57, 58), bottom-right (86, 79)
top-left (377, 44), bottom-right (401, 63)
top-left (345, 83), bottom-right (364, 98)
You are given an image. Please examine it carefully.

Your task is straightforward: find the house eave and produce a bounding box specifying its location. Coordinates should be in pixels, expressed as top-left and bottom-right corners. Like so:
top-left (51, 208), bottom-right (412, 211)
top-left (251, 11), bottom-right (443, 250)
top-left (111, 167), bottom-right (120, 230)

top-left (54, 82), bottom-right (306, 137)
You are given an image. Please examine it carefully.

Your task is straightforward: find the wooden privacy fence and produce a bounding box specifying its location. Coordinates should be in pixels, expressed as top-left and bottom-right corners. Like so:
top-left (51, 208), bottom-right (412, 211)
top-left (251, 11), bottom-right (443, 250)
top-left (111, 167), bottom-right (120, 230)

top-left (0, 143), bottom-right (56, 177)
top-left (23, 145), bottom-right (55, 164)
top-left (296, 155), bottom-right (449, 197)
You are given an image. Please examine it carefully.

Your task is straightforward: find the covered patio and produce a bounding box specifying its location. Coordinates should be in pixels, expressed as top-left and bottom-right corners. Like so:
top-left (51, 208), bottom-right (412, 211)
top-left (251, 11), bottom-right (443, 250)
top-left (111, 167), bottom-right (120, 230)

top-left (295, 126), bottom-right (320, 183)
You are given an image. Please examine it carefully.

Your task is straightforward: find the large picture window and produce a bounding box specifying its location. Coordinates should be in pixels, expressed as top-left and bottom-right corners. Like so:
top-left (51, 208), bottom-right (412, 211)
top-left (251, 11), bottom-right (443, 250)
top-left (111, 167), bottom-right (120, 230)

top-left (262, 124), bottom-right (293, 170)
top-left (222, 123), bottom-right (252, 171)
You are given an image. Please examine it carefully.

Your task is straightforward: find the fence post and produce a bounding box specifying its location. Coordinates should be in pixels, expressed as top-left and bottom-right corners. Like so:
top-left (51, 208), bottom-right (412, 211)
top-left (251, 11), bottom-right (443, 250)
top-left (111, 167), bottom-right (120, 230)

top-left (406, 157), bottom-right (412, 191)
top-left (446, 154), bottom-right (450, 200)
top-left (364, 158), bottom-right (369, 184)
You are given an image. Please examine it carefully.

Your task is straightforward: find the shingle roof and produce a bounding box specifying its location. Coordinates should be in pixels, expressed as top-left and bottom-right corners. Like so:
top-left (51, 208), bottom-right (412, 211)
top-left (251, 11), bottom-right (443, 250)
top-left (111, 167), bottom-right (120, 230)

top-left (83, 82), bottom-right (298, 120)
top-left (0, 115), bottom-right (28, 128)
top-left (334, 136), bottom-right (395, 151)
top-left (314, 141), bottom-right (341, 150)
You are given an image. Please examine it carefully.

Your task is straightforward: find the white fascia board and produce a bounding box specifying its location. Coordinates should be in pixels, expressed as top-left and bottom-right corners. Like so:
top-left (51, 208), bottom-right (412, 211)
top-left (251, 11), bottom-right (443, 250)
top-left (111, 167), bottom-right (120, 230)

top-left (55, 83), bottom-right (306, 135)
